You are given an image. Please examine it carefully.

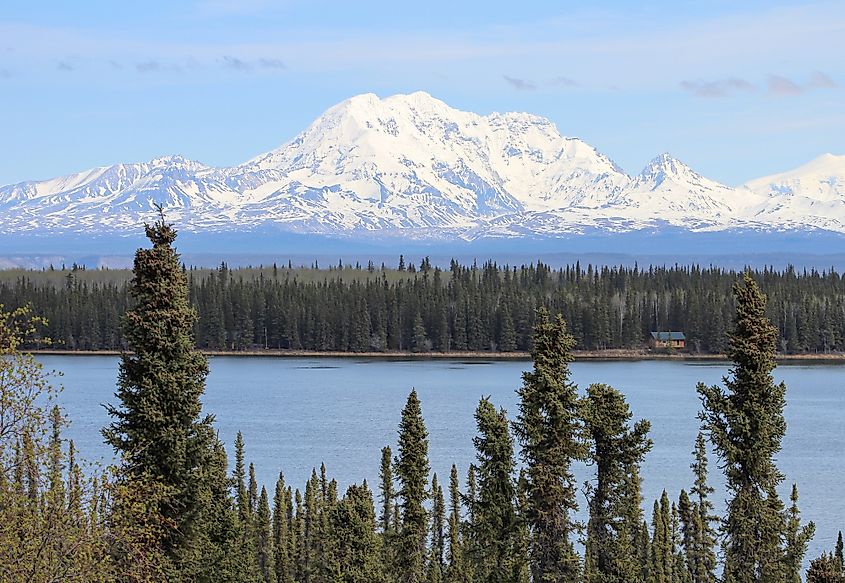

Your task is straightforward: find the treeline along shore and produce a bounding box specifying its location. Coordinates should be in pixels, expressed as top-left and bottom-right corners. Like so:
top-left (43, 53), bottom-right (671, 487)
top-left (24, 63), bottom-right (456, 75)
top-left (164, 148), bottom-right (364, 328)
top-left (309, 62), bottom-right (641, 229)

top-left (24, 348), bottom-right (845, 362)
top-left (3, 258), bottom-right (845, 355)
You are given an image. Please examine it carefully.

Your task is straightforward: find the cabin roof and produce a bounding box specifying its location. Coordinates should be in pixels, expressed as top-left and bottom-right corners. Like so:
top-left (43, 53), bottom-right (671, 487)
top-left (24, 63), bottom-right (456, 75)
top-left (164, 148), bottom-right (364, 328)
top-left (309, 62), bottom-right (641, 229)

top-left (650, 331), bottom-right (685, 341)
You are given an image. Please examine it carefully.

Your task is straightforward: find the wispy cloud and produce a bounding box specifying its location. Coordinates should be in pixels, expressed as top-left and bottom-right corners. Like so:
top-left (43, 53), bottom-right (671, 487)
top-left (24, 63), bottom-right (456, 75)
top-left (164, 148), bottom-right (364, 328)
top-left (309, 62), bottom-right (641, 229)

top-left (809, 70), bottom-right (837, 88)
top-left (220, 55), bottom-right (251, 71)
top-left (57, 60), bottom-right (74, 71)
top-left (503, 75), bottom-right (535, 91)
top-left (258, 57), bottom-right (285, 70)
top-left (767, 75), bottom-right (802, 96)
top-left (136, 60), bottom-right (162, 73)
top-left (679, 77), bottom-right (755, 98)
top-left (0, 68), bottom-right (11, 79)
top-left (135, 60), bottom-right (184, 74)
top-left (681, 72), bottom-right (839, 98)
top-left (219, 55), bottom-right (286, 72)
top-left (551, 76), bottom-right (578, 88)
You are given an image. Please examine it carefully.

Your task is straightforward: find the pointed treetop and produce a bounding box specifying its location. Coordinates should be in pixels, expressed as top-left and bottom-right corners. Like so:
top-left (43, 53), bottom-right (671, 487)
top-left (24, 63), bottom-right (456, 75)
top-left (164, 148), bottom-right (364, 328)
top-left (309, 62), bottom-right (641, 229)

top-left (144, 203), bottom-right (177, 247)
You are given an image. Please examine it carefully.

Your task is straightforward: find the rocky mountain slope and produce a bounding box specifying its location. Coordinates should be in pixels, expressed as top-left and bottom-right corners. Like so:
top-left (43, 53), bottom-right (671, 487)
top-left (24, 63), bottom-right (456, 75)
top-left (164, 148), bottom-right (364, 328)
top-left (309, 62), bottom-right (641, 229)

top-left (1, 92), bottom-right (843, 239)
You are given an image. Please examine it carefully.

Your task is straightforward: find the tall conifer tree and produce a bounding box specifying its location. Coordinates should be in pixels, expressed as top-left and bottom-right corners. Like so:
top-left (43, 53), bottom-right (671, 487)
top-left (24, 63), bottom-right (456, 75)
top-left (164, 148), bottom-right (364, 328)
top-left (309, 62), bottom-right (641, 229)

top-left (103, 211), bottom-right (223, 567)
top-left (513, 308), bottom-right (585, 582)
top-left (429, 473), bottom-right (446, 581)
top-left (396, 389), bottom-right (430, 583)
top-left (329, 482), bottom-right (382, 583)
top-left (446, 464), bottom-right (468, 583)
top-left (273, 472), bottom-right (292, 583)
top-left (689, 433), bottom-right (717, 583)
top-left (256, 486), bottom-right (276, 583)
top-left (783, 485), bottom-right (814, 583)
top-left (698, 274), bottom-right (813, 583)
top-left (581, 383), bottom-right (652, 583)
top-left (379, 445), bottom-right (398, 580)
top-left (470, 397), bottom-right (523, 582)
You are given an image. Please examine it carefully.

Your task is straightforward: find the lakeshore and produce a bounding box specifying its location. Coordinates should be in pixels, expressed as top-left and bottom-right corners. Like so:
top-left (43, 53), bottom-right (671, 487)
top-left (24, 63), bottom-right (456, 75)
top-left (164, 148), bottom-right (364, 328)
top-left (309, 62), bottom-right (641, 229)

top-left (26, 347), bottom-right (845, 362)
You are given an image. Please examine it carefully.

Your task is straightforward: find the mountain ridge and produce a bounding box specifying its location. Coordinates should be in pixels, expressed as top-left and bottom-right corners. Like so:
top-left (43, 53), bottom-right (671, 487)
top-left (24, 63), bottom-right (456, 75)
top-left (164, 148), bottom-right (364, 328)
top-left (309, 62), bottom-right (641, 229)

top-left (2, 92), bottom-right (844, 239)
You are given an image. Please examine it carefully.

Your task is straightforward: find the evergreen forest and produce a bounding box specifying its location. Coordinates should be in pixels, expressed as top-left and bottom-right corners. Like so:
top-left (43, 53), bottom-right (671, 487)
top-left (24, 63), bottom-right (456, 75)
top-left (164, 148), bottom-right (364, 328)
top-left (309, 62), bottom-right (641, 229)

top-left (3, 258), bottom-right (845, 354)
top-left (1, 220), bottom-right (844, 582)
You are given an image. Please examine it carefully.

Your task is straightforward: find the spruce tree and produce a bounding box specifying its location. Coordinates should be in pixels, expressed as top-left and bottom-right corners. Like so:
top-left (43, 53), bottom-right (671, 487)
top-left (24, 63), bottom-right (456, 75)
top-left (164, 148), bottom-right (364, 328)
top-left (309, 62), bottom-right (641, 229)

top-left (235, 432), bottom-right (250, 522)
top-left (293, 489), bottom-right (305, 581)
top-left (783, 485), bottom-right (815, 583)
top-left (698, 274), bottom-right (813, 583)
top-left (513, 308), bottom-right (585, 582)
top-left (429, 473), bottom-right (446, 581)
top-left (330, 482), bottom-right (382, 583)
top-left (396, 389), bottom-right (431, 583)
top-left (379, 445), bottom-right (397, 579)
top-left (806, 553), bottom-right (845, 583)
top-left (446, 464), bottom-right (468, 583)
top-left (670, 502), bottom-right (691, 583)
top-left (689, 433), bottom-right (717, 583)
top-left (463, 465), bottom-right (478, 583)
top-left (470, 397), bottom-right (523, 582)
top-left (379, 446), bottom-right (395, 534)
top-left (103, 213), bottom-right (222, 566)
top-left (650, 492), bottom-right (673, 583)
top-left (836, 532), bottom-right (844, 573)
top-left (677, 490), bottom-right (696, 582)
top-left (581, 383), bottom-right (652, 583)
top-left (302, 469), bottom-right (321, 581)
top-left (273, 472), bottom-right (292, 583)
top-left (256, 486), bottom-right (276, 583)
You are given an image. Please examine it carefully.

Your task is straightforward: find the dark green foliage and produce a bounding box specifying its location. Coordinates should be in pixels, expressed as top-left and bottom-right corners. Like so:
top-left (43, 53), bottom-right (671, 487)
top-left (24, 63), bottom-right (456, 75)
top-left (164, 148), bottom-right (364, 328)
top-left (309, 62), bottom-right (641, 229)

top-left (256, 486), bottom-right (276, 582)
top-left (581, 383), bottom-right (652, 583)
top-left (686, 433), bottom-right (717, 583)
top-left (378, 445), bottom-right (398, 579)
top-left (428, 473), bottom-right (446, 581)
top-left (837, 532), bottom-right (844, 572)
top-left (671, 502), bottom-right (691, 583)
top-left (469, 398), bottom-right (525, 582)
top-left (379, 446), bottom-right (395, 534)
top-left (783, 485), bottom-right (815, 583)
top-left (698, 274), bottom-right (813, 583)
top-left (12, 261), bottom-right (845, 356)
top-left (513, 308), bottom-right (586, 582)
top-left (329, 482), bottom-right (382, 583)
top-left (396, 389), bottom-right (431, 583)
top-left (273, 473), bottom-right (293, 583)
top-left (677, 490), bottom-right (696, 580)
top-left (102, 214), bottom-right (227, 569)
top-left (807, 552), bottom-right (845, 583)
top-left (649, 492), bottom-right (673, 583)
top-left (445, 464), bottom-right (470, 583)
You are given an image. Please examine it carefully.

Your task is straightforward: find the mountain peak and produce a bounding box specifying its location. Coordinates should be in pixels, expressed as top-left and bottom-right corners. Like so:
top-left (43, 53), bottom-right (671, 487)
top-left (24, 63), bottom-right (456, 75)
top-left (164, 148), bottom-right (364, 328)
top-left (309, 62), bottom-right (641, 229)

top-left (641, 153), bottom-right (689, 175)
top-left (2, 92), bottom-right (844, 237)
top-left (743, 152), bottom-right (845, 206)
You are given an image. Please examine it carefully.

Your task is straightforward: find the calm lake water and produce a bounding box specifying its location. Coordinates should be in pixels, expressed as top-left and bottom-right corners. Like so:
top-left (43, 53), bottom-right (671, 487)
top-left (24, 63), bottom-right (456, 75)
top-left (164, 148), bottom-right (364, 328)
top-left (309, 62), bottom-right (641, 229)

top-left (41, 355), bottom-right (844, 558)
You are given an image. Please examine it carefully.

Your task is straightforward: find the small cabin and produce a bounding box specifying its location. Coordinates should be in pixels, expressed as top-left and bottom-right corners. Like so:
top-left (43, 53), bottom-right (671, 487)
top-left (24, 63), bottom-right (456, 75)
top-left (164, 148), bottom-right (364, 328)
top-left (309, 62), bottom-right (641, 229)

top-left (650, 331), bottom-right (685, 349)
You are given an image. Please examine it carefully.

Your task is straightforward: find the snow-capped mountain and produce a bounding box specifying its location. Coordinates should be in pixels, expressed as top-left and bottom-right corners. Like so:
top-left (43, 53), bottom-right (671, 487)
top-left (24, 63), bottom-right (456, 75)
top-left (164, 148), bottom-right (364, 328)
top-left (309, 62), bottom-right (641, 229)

top-left (742, 154), bottom-right (845, 233)
top-left (1, 92), bottom-right (843, 240)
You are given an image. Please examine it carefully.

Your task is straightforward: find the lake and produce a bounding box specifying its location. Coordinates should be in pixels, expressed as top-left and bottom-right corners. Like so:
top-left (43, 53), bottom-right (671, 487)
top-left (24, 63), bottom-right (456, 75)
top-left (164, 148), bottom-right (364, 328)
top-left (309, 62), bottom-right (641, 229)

top-left (41, 355), bottom-right (845, 558)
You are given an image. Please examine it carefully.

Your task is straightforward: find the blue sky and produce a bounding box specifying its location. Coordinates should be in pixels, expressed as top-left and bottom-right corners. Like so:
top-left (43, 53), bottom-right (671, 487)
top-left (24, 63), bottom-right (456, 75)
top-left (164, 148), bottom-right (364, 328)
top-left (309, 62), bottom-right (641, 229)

top-left (1, 0), bottom-right (842, 186)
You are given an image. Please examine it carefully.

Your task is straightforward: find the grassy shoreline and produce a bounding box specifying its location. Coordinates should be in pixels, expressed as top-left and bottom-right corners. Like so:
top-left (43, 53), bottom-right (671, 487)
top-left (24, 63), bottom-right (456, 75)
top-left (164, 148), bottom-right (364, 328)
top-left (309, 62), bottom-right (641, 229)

top-left (24, 348), bottom-right (845, 363)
